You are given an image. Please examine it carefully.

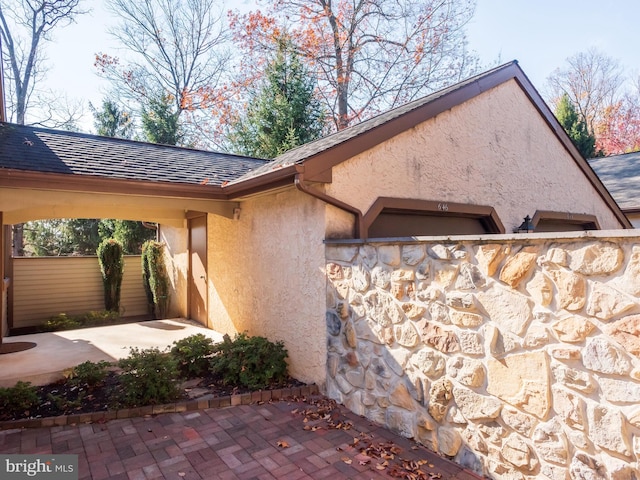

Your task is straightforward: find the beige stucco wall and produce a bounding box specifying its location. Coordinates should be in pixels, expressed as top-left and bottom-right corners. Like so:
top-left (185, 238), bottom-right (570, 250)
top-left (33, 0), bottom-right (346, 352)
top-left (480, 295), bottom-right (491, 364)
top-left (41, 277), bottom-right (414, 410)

top-left (325, 79), bottom-right (624, 233)
top-left (325, 231), bottom-right (640, 479)
top-left (159, 225), bottom-right (189, 319)
top-left (207, 187), bottom-right (329, 385)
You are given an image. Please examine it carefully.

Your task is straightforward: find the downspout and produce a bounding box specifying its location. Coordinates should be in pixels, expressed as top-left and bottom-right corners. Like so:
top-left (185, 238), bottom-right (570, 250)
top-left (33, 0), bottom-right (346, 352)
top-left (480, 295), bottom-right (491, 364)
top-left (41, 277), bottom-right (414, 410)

top-left (294, 171), bottom-right (365, 239)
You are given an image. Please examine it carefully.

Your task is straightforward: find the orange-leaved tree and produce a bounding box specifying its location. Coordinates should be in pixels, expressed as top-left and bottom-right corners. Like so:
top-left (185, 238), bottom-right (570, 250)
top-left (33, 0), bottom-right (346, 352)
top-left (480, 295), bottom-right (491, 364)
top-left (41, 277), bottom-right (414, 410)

top-left (595, 96), bottom-right (640, 155)
top-left (229, 0), bottom-right (478, 132)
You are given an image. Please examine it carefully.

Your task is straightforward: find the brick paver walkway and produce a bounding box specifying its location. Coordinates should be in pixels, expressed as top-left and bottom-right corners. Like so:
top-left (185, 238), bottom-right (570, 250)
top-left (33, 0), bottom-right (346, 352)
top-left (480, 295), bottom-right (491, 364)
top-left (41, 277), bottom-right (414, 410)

top-left (0, 396), bottom-right (482, 479)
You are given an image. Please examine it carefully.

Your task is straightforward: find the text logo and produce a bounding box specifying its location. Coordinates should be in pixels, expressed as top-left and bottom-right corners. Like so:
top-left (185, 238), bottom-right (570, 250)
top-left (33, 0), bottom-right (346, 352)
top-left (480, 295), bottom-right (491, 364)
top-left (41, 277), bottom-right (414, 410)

top-left (1, 455), bottom-right (77, 479)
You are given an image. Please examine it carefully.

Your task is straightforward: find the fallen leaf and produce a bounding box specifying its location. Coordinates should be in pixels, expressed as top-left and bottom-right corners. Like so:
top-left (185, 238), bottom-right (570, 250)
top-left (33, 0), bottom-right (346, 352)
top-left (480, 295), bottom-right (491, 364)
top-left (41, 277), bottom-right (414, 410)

top-left (341, 457), bottom-right (352, 465)
top-left (276, 440), bottom-right (290, 448)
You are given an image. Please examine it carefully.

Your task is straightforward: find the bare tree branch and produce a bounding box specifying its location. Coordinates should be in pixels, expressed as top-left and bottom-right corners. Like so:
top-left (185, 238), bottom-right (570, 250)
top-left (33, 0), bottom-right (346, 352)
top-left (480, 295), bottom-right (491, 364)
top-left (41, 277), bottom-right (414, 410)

top-left (546, 48), bottom-right (625, 136)
top-left (97, 0), bottom-right (231, 147)
top-left (0, 0), bottom-right (86, 125)
top-left (233, 0), bottom-right (479, 130)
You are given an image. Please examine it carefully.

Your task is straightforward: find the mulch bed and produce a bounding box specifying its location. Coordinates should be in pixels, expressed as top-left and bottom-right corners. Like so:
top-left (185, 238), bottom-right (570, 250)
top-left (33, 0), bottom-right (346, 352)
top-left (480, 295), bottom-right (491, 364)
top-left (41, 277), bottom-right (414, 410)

top-left (1, 372), bottom-right (305, 422)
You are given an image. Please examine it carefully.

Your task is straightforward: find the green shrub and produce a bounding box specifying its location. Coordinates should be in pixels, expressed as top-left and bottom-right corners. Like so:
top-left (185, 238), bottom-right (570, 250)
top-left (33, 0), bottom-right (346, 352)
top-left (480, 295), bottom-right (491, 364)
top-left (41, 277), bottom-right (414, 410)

top-left (0, 381), bottom-right (39, 419)
top-left (97, 239), bottom-right (125, 312)
top-left (43, 313), bottom-right (82, 332)
top-left (171, 334), bottom-right (215, 378)
top-left (42, 310), bottom-right (120, 332)
top-left (67, 360), bottom-right (111, 387)
top-left (83, 310), bottom-right (120, 327)
top-left (209, 333), bottom-right (289, 389)
top-left (117, 347), bottom-right (180, 407)
top-left (46, 392), bottom-right (84, 412)
top-left (141, 240), bottom-right (171, 319)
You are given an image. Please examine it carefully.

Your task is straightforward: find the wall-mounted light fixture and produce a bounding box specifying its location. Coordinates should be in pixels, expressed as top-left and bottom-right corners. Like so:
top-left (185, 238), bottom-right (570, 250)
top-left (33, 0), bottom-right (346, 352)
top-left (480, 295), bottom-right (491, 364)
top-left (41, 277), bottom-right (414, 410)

top-left (516, 215), bottom-right (534, 233)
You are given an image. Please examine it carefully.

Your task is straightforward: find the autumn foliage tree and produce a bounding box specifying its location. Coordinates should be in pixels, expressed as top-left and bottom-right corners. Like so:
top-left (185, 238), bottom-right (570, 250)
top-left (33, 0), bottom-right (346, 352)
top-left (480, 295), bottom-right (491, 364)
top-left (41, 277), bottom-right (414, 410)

top-left (230, 0), bottom-right (478, 131)
top-left (546, 49), bottom-right (640, 156)
top-left (595, 93), bottom-right (640, 155)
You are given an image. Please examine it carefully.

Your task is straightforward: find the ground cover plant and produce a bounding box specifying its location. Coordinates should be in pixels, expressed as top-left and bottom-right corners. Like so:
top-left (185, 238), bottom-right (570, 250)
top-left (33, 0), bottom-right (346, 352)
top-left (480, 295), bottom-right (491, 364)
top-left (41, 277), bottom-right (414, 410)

top-left (42, 310), bottom-right (121, 332)
top-left (0, 333), bottom-right (299, 422)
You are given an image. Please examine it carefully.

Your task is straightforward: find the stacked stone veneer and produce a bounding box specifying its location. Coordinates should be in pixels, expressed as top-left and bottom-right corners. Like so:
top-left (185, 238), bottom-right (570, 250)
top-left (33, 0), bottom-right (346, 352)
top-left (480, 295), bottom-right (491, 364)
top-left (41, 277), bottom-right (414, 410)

top-left (325, 234), bottom-right (640, 479)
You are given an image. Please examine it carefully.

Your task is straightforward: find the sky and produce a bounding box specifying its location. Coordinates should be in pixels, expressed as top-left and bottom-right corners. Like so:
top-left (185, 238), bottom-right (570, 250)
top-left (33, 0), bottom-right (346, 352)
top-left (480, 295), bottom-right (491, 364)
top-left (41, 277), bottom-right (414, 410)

top-left (16, 0), bottom-right (640, 132)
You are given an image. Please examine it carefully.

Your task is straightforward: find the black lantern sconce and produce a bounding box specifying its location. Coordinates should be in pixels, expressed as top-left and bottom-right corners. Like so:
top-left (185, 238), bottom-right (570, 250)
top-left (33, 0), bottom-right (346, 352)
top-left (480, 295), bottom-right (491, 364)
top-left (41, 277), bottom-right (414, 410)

top-left (516, 215), bottom-right (534, 233)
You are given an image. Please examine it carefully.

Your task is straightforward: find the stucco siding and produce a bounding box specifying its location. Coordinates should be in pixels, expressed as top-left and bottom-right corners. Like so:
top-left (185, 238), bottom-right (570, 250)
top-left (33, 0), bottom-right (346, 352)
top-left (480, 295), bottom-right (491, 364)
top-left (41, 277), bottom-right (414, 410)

top-left (326, 80), bottom-right (623, 233)
top-left (159, 225), bottom-right (189, 319)
top-left (207, 188), bottom-right (328, 385)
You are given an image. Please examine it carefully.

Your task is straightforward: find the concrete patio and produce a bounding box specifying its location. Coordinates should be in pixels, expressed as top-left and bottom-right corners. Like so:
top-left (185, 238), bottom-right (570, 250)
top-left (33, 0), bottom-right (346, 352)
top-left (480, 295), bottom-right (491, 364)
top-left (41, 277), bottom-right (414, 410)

top-left (0, 319), bottom-right (224, 387)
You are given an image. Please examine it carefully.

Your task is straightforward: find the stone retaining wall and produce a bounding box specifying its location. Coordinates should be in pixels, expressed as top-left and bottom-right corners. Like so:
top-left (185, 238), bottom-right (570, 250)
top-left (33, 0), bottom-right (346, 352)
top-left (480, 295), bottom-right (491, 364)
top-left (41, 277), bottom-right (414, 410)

top-left (325, 232), bottom-right (640, 479)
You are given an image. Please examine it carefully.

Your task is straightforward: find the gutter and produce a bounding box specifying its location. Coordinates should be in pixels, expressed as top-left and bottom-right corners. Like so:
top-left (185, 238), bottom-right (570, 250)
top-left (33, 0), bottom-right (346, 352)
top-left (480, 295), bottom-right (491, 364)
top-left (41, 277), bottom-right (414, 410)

top-left (294, 171), bottom-right (364, 239)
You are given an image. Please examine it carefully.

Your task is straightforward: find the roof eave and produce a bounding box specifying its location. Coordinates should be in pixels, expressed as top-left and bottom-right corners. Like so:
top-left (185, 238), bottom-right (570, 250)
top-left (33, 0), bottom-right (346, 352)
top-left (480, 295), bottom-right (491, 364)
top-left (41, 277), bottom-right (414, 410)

top-left (0, 168), bottom-right (227, 200)
top-left (224, 164), bottom-right (300, 199)
top-left (276, 62), bottom-right (521, 172)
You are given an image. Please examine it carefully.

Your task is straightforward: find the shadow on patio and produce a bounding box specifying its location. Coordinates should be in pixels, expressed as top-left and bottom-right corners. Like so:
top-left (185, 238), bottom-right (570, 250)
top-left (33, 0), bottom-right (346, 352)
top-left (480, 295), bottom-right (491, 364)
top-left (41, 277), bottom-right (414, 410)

top-left (0, 318), bottom-right (223, 387)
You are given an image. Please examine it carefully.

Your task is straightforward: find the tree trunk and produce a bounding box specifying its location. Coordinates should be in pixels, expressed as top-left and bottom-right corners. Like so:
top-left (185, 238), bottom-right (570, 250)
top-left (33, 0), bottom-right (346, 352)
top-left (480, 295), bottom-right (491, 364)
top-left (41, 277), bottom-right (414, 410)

top-left (12, 224), bottom-right (24, 257)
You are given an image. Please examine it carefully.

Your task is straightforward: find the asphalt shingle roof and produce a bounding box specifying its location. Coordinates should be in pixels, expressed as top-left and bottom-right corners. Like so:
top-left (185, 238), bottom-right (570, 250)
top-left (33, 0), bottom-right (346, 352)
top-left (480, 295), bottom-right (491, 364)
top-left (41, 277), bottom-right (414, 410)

top-left (589, 151), bottom-right (640, 210)
top-left (0, 123), bottom-right (268, 187)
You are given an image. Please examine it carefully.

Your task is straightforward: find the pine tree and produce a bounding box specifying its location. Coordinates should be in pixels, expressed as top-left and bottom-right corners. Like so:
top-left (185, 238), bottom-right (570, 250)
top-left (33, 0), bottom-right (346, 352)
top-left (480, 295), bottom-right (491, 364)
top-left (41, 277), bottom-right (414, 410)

top-left (141, 95), bottom-right (182, 145)
top-left (90, 99), bottom-right (134, 139)
top-left (230, 36), bottom-right (326, 158)
top-left (555, 93), bottom-right (597, 158)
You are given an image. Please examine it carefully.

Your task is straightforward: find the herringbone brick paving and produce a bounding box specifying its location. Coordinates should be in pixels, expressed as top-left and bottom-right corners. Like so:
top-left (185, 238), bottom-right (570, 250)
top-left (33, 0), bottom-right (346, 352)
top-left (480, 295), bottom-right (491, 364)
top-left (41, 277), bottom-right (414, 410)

top-left (0, 395), bottom-right (483, 479)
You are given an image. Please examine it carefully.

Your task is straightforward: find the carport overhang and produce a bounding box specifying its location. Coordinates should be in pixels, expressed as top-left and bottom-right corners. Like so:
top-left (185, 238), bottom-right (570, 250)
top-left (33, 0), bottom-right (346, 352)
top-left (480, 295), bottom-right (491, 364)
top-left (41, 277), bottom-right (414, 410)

top-left (0, 168), bottom-right (240, 227)
top-left (0, 163), bottom-right (308, 344)
top-left (0, 168), bottom-right (249, 346)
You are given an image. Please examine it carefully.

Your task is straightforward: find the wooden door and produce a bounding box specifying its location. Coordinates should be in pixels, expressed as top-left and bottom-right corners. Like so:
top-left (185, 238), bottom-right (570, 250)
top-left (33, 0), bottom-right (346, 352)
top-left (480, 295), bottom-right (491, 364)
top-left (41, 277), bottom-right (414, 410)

top-left (189, 215), bottom-right (208, 326)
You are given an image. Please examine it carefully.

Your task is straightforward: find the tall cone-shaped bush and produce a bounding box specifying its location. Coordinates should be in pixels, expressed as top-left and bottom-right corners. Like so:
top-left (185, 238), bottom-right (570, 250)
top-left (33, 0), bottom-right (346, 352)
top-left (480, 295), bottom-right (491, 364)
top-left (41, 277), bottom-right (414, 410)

top-left (142, 240), bottom-right (170, 319)
top-left (97, 239), bottom-right (124, 313)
